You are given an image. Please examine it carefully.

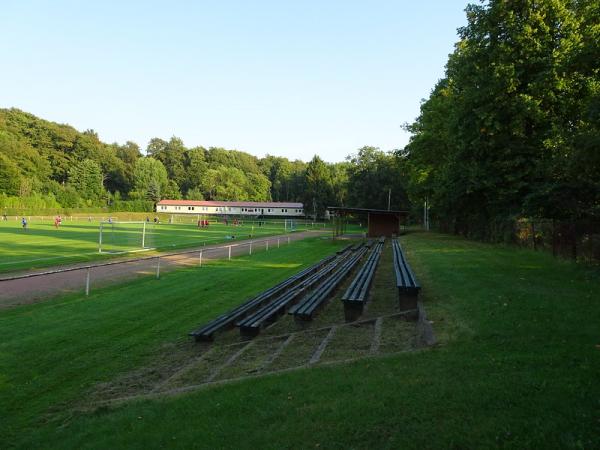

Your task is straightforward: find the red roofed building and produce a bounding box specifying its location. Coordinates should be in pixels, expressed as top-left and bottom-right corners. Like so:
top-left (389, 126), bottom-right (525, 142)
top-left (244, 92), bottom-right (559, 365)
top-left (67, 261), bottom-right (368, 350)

top-left (156, 200), bottom-right (304, 217)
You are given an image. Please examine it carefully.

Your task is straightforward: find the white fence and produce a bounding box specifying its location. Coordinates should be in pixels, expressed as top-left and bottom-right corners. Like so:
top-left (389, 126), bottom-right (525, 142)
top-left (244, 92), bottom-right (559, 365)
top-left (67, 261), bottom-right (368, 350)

top-left (0, 234), bottom-right (302, 304)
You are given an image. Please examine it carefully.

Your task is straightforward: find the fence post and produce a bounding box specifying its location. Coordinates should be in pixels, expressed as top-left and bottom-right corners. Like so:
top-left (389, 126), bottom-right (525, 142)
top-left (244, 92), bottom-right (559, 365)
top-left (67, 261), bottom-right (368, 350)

top-left (277, 238), bottom-right (280, 248)
top-left (266, 240), bottom-right (269, 251)
top-left (156, 256), bottom-right (161, 279)
top-left (199, 250), bottom-right (202, 267)
top-left (85, 268), bottom-right (91, 296)
top-left (249, 241), bottom-right (253, 255)
top-left (228, 245), bottom-right (232, 260)
top-left (287, 236), bottom-right (290, 245)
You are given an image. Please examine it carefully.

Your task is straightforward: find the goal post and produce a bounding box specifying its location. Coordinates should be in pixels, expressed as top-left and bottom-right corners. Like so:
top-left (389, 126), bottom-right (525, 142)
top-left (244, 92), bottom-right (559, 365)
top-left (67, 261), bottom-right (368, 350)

top-left (284, 219), bottom-right (297, 232)
top-left (98, 221), bottom-right (154, 254)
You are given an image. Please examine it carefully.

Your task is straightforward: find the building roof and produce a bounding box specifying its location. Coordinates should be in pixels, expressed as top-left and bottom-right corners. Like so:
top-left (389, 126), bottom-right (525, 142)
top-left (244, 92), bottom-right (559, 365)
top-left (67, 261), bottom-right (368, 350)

top-left (327, 206), bottom-right (409, 215)
top-left (157, 200), bottom-right (303, 208)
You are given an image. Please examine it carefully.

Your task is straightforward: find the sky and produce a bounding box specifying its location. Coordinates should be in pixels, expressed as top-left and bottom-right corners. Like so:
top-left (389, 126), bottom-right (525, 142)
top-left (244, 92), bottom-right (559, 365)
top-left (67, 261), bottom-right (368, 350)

top-left (1, 1), bottom-right (469, 162)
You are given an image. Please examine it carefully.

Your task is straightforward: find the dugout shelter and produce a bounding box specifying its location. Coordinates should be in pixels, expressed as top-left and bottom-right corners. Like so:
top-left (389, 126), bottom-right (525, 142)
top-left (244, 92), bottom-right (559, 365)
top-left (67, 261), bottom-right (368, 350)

top-left (328, 206), bottom-right (409, 238)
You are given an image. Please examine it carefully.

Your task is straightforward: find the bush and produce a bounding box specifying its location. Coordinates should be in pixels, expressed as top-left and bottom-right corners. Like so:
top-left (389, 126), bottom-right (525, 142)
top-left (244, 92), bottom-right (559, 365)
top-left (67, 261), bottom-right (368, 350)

top-left (109, 200), bottom-right (155, 212)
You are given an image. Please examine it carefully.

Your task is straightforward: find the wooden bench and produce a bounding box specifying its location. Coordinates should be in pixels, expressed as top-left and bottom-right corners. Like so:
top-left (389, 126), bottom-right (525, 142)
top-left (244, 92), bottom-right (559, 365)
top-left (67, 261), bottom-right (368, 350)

top-left (289, 247), bottom-right (367, 321)
top-left (337, 244), bottom-right (353, 254)
top-left (341, 237), bottom-right (384, 321)
top-left (188, 254), bottom-right (337, 341)
top-left (237, 289), bottom-right (302, 336)
top-left (235, 251), bottom-right (356, 336)
top-left (392, 239), bottom-right (420, 317)
top-left (350, 242), bottom-right (365, 251)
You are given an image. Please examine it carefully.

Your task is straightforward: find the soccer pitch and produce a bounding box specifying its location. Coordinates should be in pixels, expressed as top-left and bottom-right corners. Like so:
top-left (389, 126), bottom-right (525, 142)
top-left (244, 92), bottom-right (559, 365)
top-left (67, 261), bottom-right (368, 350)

top-left (0, 217), bottom-right (310, 274)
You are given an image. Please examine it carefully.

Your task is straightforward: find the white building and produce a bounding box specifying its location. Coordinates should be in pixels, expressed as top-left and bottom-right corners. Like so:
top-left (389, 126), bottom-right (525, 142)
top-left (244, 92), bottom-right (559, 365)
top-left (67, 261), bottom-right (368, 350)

top-left (156, 200), bottom-right (304, 217)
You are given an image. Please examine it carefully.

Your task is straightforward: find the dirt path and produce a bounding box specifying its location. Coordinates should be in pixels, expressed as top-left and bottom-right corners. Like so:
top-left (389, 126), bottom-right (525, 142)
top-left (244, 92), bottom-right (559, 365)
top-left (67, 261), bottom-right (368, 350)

top-left (0, 231), bottom-right (327, 308)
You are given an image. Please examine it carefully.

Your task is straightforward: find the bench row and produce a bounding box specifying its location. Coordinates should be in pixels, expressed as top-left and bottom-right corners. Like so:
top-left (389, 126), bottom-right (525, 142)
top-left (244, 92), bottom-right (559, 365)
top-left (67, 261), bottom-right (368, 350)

top-left (392, 239), bottom-right (421, 313)
top-left (236, 249), bottom-right (358, 335)
top-left (341, 237), bottom-right (385, 321)
top-left (288, 245), bottom-right (368, 321)
top-left (189, 247), bottom-right (352, 341)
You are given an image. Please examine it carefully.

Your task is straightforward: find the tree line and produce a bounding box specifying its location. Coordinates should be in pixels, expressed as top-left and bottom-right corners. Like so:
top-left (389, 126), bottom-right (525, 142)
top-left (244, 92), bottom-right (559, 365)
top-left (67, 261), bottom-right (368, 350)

top-left (403, 0), bottom-right (599, 239)
top-left (0, 108), bottom-right (409, 216)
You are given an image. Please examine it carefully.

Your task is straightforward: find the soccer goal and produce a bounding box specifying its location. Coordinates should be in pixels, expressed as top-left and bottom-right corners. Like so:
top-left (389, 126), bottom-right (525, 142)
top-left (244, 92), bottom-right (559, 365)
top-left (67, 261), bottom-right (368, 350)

top-left (98, 221), bottom-right (155, 254)
top-left (284, 219), bottom-right (297, 232)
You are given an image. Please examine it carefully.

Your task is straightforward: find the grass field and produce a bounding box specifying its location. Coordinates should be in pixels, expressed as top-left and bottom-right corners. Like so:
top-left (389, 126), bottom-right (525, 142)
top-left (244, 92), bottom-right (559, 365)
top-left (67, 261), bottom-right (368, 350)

top-left (0, 215), bottom-right (331, 273)
top-left (1, 232), bottom-right (598, 449)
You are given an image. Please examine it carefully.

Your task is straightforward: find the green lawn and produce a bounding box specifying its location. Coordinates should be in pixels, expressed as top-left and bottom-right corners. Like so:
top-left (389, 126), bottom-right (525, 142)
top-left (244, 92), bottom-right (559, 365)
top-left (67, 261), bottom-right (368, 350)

top-left (2, 232), bottom-right (599, 449)
top-left (0, 216), bottom-right (323, 273)
top-left (0, 237), bottom-right (346, 447)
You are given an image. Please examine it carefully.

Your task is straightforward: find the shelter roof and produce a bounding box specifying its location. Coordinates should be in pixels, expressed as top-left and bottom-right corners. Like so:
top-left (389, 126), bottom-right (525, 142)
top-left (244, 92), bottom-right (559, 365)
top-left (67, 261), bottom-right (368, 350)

top-left (327, 206), bottom-right (409, 215)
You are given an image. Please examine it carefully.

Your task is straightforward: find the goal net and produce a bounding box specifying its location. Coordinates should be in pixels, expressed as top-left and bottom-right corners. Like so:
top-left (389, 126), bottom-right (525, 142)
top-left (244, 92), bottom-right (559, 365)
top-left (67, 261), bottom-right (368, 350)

top-left (98, 221), bottom-right (155, 254)
top-left (284, 219), bottom-right (297, 232)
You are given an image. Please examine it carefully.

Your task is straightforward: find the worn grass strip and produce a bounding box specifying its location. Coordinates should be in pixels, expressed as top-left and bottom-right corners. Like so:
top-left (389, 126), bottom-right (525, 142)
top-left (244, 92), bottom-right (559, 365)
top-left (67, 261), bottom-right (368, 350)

top-left (309, 325), bottom-right (337, 364)
top-left (206, 341), bottom-right (255, 383)
top-left (259, 334), bottom-right (295, 372)
top-left (370, 316), bottom-right (383, 354)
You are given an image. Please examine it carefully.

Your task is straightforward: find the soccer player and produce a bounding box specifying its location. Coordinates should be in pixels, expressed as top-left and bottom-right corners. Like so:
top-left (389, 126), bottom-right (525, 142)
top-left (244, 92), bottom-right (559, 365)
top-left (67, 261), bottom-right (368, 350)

top-left (21, 217), bottom-right (27, 231)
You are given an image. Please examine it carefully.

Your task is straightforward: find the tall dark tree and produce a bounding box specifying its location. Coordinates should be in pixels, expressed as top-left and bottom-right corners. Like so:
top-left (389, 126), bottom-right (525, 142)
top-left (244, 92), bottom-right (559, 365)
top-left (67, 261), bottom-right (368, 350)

top-left (404, 0), bottom-right (599, 237)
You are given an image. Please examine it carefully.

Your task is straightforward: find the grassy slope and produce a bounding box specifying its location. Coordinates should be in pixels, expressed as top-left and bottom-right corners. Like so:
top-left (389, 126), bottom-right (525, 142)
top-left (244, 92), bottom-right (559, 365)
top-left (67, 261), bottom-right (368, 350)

top-left (0, 237), bottom-right (345, 447)
top-left (0, 218), bottom-right (315, 273)
top-left (5, 232), bottom-right (600, 449)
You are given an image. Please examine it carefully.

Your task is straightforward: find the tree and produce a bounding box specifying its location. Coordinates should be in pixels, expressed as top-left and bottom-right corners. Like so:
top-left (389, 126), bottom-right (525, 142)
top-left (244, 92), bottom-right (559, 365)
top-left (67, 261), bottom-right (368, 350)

top-left (68, 159), bottom-right (104, 201)
top-left (304, 156), bottom-right (334, 218)
top-left (211, 166), bottom-right (249, 201)
top-left (146, 137), bottom-right (187, 190)
top-left (246, 172), bottom-right (272, 201)
top-left (404, 0), bottom-right (599, 236)
top-left (132, 158), bottom-right (168, 202)
top-left (0, 152), bottom-right (21, 196)
top-left (185, 187), bottom-right (204, 200)
top-left (115, 141), bottom-right (142, 195)
top-left (184, 147), bottom-right (208, 193)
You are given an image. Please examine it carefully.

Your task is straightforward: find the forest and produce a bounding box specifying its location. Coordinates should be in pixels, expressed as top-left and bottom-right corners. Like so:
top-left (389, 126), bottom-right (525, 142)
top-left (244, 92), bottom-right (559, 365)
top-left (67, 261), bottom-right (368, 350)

top-left (0, 108), bottom-right (408, 216)
top-left (1, 0), bottom-right (598, 242)
top-left (404, 0), bottom-right (599, 239)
